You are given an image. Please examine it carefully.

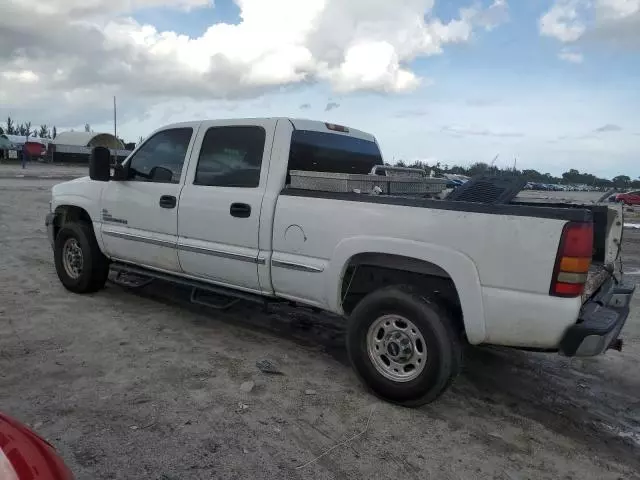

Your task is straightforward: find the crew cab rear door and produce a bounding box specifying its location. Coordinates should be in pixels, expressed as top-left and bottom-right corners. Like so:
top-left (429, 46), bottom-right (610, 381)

top-left (176, 119), bottom-right (276, 293)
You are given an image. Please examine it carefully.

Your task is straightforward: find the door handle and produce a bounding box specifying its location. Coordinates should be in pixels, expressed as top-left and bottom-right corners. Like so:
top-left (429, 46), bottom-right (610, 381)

top-left (159, 195), bottom-right (177, 209)
top-left (230, 203), bottom-right (251, 218)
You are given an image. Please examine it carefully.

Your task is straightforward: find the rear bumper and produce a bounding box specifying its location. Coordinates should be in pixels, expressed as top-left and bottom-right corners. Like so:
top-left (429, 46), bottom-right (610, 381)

top-left (559, 278), bottom-right (636, 357)
top-left (45, 212), bottom-right (57, 248)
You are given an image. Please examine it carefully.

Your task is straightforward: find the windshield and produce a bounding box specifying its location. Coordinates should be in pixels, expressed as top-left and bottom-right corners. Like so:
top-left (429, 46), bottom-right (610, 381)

top-left (288, 130), bottom-right (382, 175)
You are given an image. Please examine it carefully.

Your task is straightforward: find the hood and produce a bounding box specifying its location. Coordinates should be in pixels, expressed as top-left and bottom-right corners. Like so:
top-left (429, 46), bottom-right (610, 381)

top-left (52, 176), bottom-right (93, 195)
top-left (51, 176), bottom-right (105, 213)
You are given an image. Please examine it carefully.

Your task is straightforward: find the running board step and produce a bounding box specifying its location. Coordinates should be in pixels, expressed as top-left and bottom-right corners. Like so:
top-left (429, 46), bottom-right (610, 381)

top-left (110, 263), bottom-right (273, 309)
top-left (190, 288), bottom-right (240, 310)
top-left (110, 270), bottom-right (155, 289)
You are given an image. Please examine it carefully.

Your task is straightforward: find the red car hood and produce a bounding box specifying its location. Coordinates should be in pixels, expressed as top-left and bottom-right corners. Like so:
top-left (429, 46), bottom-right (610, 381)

top-left (0, 413), bottom-right (73, 479)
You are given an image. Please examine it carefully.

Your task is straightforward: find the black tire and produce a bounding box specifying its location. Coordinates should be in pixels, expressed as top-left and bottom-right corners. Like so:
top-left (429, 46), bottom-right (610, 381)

top-left (54, 222), bottom-right (110, 293)
top-left (347, 285), bottom-right (462, 407)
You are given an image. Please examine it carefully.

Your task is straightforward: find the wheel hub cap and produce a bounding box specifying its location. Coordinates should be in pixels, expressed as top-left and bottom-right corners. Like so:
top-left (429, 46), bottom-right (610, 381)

top-left (387, 341), bottom-right (400, 357)
top-left (385, 331), bottom-right (413, 361)
top-left (62, 238), bottom-right (84, 280)
top-left (366, 314), bottom-right (427, 383)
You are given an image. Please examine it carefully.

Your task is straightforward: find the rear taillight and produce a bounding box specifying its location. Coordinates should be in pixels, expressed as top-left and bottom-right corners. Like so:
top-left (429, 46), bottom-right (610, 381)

top-left (550, 222), bottom-right (593, 297)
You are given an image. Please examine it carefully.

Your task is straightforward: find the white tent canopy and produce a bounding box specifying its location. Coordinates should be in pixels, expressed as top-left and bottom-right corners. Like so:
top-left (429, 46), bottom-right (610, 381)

top-left (2, 134), bottom-right (49, 146)
top-left (52, 132), bottom-right (124, 149)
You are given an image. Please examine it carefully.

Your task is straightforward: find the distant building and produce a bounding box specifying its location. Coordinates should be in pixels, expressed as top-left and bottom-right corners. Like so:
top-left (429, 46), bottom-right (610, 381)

top-left (52, 132), bottom-right (124, 150)
top-left (48, 132), bottom-right (130, 163)
top-left (3, 133), bottom-right (49, 147)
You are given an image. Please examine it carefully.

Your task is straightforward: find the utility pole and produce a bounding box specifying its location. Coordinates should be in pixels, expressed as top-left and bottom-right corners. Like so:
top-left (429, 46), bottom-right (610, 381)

top-left (113, 96), bottom-right (119, 165)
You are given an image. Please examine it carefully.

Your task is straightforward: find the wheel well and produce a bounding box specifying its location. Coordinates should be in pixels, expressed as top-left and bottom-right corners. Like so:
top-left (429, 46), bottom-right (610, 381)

top-left (53, 205), bottom-right (93, 239)
top-left (340, 253), bottom-right (463, 331)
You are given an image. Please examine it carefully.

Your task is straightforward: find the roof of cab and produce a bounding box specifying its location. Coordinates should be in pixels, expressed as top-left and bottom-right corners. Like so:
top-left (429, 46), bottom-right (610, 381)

top-left (157, 118), bottom-right (376, 142)
top-left (287, 118), bottom-right (375, 142)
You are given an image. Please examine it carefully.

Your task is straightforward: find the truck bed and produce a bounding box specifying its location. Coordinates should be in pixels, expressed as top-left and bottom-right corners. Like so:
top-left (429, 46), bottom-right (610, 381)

top-left (282, 187), bottom-right (593, 222)
top-left (282, 187), bottom-right (622, 302)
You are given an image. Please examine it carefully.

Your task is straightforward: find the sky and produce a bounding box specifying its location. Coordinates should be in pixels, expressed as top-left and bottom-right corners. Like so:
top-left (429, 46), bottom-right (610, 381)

top-left (1, 0), bottom-right (638, 177)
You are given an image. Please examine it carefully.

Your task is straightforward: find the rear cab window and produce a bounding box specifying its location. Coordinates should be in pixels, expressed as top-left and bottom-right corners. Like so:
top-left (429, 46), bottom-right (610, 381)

top-left (287, 129), bottom-right (383, 178)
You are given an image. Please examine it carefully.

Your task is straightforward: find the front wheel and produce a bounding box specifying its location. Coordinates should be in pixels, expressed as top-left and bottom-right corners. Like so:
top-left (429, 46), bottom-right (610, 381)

top-left (54, 222), bottom-right (110, 293)
top-left (347, 286), bottom-right (462, 407)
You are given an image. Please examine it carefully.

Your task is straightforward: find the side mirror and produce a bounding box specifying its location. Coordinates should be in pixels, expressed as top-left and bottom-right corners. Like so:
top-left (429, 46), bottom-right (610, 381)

top-left (149, 166), bottom-right (174, 183)
top-left (89, 146), bottom-right (111, 182)
top-left (112, 163), bottom-right (129, 181)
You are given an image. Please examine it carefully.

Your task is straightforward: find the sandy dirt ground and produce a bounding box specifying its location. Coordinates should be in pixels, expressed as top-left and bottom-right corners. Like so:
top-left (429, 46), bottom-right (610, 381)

top-left (1, 176), bottom-right (639, 480)
top-left (0, 162), bottom-right (88, 179)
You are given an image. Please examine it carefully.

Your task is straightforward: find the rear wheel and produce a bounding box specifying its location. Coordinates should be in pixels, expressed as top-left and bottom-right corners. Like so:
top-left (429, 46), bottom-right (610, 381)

top-left (347, 285), bottom-right (462, 406)
top-left (54, 222), bottom-right (110, 293)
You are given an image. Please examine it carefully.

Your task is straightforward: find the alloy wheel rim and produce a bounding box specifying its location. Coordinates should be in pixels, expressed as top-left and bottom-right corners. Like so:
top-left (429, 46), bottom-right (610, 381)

top-left (366, 314), bottom-right (427, 382)
top-left (62, 238), bottom-right (84, 280)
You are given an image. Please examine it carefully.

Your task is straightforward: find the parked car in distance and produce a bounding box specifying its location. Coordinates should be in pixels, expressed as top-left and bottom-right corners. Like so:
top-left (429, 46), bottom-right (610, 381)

top-left (46, 118), bottom-right (634, 406)
top-left (0, 411), bottom-right (74, 479)
top-left (446, 178), bottom-right (465, 189)
top-left (20, 141), bottom-right (48, 159)
top-left (615, 191), bottom-right (640, 206)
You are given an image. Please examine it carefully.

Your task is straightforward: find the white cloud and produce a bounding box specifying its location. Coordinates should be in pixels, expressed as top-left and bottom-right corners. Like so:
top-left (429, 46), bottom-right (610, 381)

top-left (0, 0), bottom-right (508, 127)
top-left (464, 0), bottom-right (510, 31)
top-left (540, 0), bottom-right (640, 49)
top-left (2, 70), bottom-right (39, 83)
top-left (539, 0), bottom-right (586, 42)
top-left (30, 0), bottom-right (211, 16)
top-left (595, 0), bottom-right (640, 20)
top-left (325, 101), bottom-right (340, 111)
top-left (594, 123), bottom-right (623, 132)
top-left (590, 0), bottom-right (640, 47)
top-left (441, 125), bottom-right (524, 138)
top-left (322, 41), bottom-right (420, 93)
top-left (558, 48), bottom-right (584, 63)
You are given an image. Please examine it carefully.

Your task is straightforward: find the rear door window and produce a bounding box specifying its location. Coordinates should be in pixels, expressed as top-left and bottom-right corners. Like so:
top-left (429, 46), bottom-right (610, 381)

top-left (194, 126), bottom-right (266, 188)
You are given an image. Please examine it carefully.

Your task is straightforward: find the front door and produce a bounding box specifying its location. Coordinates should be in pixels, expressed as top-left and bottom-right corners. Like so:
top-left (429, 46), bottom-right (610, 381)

top-left (177, 121), bottom-right (274, 293)
top-left (100, 125), bottom-right (197, 272)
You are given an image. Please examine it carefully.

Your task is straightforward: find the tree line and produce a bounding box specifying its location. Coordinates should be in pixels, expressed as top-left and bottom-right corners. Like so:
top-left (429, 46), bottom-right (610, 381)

top-left (0, 116), bottom-right (58, 140)
top-left (1, 117), bottom-right (132, 148)
top-left (396, 160), bottom-right (639, 189)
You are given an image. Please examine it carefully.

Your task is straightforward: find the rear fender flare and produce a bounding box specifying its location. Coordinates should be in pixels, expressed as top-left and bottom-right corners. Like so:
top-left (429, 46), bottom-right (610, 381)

top-left (326, 236), bottom-right (486, 344)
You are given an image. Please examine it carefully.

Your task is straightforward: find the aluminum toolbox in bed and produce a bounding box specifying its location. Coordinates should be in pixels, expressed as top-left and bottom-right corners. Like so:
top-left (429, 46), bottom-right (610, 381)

top-left (289, 166), bottom-right (447, 196)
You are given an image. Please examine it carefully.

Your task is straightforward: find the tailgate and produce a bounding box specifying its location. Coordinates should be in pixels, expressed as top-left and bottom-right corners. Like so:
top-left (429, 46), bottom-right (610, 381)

top-left (588, 202), bottom-right (623, 265)
top-left (513, 199), bottom-right (624, 299)
top-left (514, 199), bottom-right (623, 265)
top-left (584, 202), bottom-right (624, 298)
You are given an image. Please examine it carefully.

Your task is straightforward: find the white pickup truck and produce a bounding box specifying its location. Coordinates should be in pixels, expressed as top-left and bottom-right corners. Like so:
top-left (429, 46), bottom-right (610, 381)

top-left (46, 118), bottom-right (635, 406)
